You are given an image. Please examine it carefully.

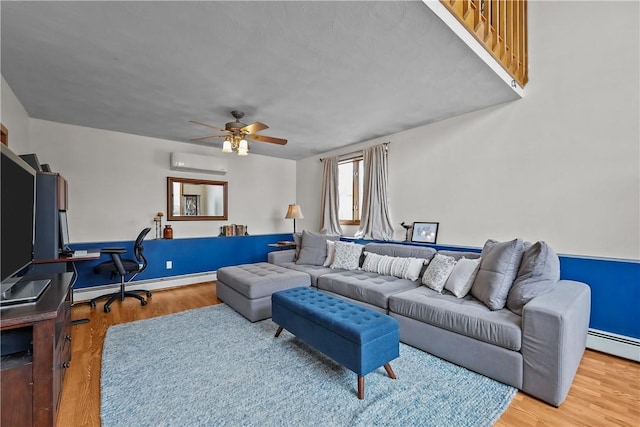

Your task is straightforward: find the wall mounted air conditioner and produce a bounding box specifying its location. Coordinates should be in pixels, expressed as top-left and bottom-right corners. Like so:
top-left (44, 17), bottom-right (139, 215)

top-left (170, 152), bottom-right (228, 175)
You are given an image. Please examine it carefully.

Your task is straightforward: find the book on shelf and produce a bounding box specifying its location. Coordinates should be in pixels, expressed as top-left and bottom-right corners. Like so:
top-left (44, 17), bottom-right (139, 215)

top-left (219, 224), bottom-right (248, 236)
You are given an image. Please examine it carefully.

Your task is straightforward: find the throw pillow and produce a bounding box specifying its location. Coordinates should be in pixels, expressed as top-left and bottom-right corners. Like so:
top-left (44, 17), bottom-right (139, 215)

top-left (323, 240), bottom-right (336, 267)
top-left (390, 257), bottom-right (426, 281)
top-left (506, 241), bottom-right (560, 315)
top-left (292, 232), bottom-right (302, 261)
top-left (361, 253), bottom-right (425, 281)
top-left (444, 257), bottom-right (482, 298)
top-left (422, 254), bottom-right (457, 293)
top-left (361, 252), bottom-right (383, 273)
top-left (330, 241), bottom-right (364, 270)
top-left (471, 238), bottom-right (524, 310)
top-left (296, 231), bottom-right (338, 266)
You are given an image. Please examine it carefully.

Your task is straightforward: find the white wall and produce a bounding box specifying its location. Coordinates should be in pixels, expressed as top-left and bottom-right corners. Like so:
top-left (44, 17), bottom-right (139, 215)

top-left (1, 76), bottom-right (31, 153)
top-left (28, 119), bottom-right (297, 242)
top-left (296, 1), bottom-right (640, 260)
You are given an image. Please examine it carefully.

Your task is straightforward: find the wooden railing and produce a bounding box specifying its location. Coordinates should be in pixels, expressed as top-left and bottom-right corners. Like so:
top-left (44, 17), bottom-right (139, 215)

top-left (441, 0), bottom-right (528, 87)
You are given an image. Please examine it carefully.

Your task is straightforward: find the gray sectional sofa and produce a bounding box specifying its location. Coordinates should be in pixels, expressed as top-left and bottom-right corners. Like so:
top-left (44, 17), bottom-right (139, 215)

top-left (267, 236), bottom-right (591, 407)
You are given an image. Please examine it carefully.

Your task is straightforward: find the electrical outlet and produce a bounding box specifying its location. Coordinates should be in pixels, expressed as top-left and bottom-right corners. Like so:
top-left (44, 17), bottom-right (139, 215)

top-left (166, 261), bottom-right (172, 269)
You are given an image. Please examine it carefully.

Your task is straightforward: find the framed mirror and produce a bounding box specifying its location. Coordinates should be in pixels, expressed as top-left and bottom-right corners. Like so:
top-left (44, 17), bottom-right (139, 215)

top-left (167, 177), bottom-right (228, 221)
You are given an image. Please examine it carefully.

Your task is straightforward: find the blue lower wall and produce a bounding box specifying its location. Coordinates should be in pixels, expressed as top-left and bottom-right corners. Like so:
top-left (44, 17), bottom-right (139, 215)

top-left (70, 233), bottom-right (292, 290)
top-left (71, 235), bottom-right (639, 340)
top-left (347, 238), bottom-right (640, 340)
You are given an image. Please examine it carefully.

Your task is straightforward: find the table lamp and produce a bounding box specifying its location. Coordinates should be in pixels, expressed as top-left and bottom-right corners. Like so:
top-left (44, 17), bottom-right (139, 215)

top-left (285, 204), bottom-right (304, 233)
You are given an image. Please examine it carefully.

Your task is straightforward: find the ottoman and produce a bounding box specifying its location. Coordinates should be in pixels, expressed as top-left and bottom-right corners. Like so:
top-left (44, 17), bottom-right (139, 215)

top-left (272, 287), bottom-right (400, 399)
top-left (216, 263), bottom-right (311, 322)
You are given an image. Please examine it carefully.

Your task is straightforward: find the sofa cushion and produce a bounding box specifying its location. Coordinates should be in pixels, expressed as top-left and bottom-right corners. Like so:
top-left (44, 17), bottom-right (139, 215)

top-left (437, 250), bottom-right (481, 261)
top-left (296, 231), bottom-right (339, 266)
top-left (389, 286), bottom-right (522, 351)
top-left (330, 241), bottom-right (364, 270)
top-left (322, 240), bottom-right (337, 267)
top-left (277, 262), bottom-right (338, 287)
top-left (444, 257), bottom-right (482, 298)
top-left (364, 243), bottom-right (437, 260)
top-left (317, 270), bottom-right (420, 310)
top-left (422, 254), bottom-right (457, 293)
top-left (471, 238), bottom-right (524, 310)
top-left (507, 241), bottom-right (560, 315)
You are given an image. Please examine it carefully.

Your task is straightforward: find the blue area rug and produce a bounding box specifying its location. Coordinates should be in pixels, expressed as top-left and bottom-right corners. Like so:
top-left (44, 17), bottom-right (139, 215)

top-left (101, 304), bottom-right (516, 427)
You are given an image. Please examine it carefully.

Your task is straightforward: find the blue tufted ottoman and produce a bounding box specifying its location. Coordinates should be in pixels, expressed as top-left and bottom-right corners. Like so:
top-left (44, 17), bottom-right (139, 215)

top-left (217, 263), bottom-right (311, 322)
top-left (272, 287), bottom-right (399, 399)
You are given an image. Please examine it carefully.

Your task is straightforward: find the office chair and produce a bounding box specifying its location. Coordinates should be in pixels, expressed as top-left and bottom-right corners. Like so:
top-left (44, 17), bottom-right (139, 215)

top-left (90, 227), bottom-right (152, 313)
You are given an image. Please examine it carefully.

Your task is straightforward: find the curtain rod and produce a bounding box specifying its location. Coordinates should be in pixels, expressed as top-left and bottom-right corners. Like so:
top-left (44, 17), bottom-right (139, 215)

top-left (319, 142), bottom-right (390, 162)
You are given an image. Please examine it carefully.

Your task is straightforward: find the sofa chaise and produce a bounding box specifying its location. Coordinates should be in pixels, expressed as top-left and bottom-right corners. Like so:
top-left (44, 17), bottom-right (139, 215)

top-left (265, 232), bottom-right (591, 406)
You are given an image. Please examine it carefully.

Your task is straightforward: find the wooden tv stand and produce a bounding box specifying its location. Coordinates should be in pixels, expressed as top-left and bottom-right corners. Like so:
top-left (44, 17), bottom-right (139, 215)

top-left (1, 272), bottom-right (73, 427)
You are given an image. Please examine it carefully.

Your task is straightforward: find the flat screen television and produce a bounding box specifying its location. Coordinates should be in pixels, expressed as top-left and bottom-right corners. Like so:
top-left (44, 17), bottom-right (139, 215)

top-left (1, 144), bottom-right (37, 286)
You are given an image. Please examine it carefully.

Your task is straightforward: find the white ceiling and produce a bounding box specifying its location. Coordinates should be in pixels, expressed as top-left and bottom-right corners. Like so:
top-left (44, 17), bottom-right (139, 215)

top-left (1, 1), bottom-right (519, 160)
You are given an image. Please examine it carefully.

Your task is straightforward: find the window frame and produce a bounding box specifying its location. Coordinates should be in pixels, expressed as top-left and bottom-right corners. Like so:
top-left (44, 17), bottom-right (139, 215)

top-left (338, 157), bottom-right (363, 226)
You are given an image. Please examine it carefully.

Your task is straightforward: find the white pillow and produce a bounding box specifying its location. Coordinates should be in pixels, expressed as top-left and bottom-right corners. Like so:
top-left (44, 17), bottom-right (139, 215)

top-left (330, 241), bottom-right (364, 270)
top-left (422, 254), bottom-right (457, 293)
top-left (323, 240), bottom-right (336, 267)
top-left (362, 252), bottom-right (426, 281)
top-left (444, 257), bottom-right (482, 298)
top-left (361, 252), bottom-right (382, 273)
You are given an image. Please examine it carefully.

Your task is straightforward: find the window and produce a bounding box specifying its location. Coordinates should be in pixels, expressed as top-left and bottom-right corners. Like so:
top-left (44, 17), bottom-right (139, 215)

top-left (338, 157), bottom-right (363, 225)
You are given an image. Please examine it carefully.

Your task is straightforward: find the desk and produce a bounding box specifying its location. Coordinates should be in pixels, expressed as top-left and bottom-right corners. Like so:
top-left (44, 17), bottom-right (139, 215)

top-left (33, 249), bottom-right (101, 324)
top-left (0, 272), bottom-right (73, 427)
top-left (33, 249), bottom-right (101, 264)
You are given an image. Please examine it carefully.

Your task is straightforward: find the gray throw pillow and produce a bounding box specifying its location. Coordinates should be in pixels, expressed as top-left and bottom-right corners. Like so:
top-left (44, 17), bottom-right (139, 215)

top-left (471, 238), bottom-right (524, 310)
top-left (296, 231), bottom-right (338, 266)
top-left (292, 232), bottom-right (302, 261)
top-left (507, 241), bottom-right (560, 315)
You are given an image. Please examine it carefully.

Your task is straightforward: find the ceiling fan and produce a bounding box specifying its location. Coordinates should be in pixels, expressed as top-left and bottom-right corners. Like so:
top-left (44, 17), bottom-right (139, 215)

top-left (190, 110), bottom-right (287, 156)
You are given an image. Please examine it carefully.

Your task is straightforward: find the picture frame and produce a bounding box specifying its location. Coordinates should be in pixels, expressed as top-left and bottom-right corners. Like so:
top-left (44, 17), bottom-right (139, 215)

top-left (183, 195), bottom-right (200, 216)
top-left (411, 222), bottom-right (439, 244)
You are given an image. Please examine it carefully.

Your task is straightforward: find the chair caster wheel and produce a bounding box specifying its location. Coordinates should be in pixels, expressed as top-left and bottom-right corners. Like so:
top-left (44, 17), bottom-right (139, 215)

top-left (145, 291), bottom-right (152, 297)
top-left (104, 306), bottom-right (111, 313)
top-left (90, 301), bottom-right (96, 308)
top-left (141, 300), bottom-right (148, 306)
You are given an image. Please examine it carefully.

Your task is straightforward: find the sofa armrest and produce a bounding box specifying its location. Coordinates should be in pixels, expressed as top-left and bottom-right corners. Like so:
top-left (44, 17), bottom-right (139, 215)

top-left (521, 280), bottom-right (591, 406)
top-left (268, 249), bottom-right (296, 265)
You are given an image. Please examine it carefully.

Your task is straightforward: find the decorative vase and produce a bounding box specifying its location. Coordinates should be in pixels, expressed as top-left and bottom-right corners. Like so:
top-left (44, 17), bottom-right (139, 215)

top-left (163, 225), bottom-right (173, 239)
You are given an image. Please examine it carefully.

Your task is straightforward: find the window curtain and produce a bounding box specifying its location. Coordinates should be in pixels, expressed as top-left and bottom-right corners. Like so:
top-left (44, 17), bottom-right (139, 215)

top-left (355, 144), bottom-right (394, 240)
top-left (319, 156), bottom-right (343, 236)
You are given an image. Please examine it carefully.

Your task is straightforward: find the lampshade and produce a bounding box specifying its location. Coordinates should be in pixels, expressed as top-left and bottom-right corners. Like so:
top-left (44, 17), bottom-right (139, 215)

top-left (222, 139), bottom-right (233, 153)
top-left (285, 204), bottom-right (304, 219)
top-left (239, 139), bottom-right (248, 150)
top-left (237, 148), bottom-right (248, 156)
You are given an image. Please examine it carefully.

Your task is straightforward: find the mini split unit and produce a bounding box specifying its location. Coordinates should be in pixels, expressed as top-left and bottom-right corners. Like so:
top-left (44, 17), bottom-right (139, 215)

top-left (170, 152), bottom-right (228, 175)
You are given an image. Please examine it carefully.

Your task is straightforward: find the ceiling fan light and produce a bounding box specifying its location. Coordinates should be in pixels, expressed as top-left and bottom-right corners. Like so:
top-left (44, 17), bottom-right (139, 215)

top-left (237, 147), bottom-right (249, 156)
top-left (239, 139), bottom-right (248, 150)
top-left (222, 139), bottom-right (233, 153)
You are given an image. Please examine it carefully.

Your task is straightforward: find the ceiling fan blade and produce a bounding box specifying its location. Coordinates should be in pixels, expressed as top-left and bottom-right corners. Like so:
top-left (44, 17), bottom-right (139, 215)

top-left (241, 121), bottom-right (269, 134)
top-left (190, 134), bottom-right (227, 142)
top-left (248, 134), bottom-right (288, 145)
top-left (189, 120), bottom-right (228, 132)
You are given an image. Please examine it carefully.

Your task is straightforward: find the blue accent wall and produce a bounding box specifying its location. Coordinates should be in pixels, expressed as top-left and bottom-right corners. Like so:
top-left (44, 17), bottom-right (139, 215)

top-left (346, 238), bottom-right (640, 340)
top-left (70, 233), bottom-right (292, 290)
top-left (72, 235), bottom-right (640, 340)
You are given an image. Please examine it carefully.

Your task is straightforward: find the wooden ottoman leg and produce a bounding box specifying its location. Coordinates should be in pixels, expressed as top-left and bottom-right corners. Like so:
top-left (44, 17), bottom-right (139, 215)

top-left (274, 326), bottom-right (284, 337)
top-left (358, 375), bottom-right (365, 400)
top-left (384, 363), bottom-right (397, 379)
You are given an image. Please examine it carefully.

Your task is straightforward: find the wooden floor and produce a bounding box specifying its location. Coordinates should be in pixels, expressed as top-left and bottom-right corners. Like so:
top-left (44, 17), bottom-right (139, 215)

top-left (58, 283), bottom-right (640, 427)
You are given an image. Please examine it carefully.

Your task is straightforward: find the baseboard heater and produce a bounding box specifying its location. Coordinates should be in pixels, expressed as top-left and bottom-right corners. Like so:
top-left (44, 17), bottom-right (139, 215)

top-left (587, 329), bottom-right (640, 362)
